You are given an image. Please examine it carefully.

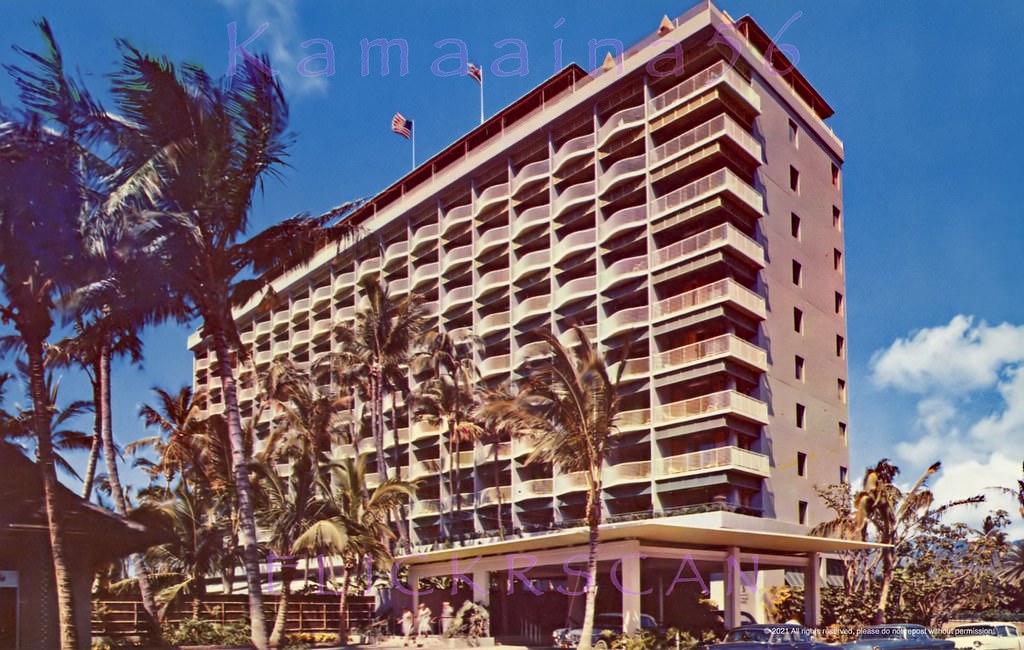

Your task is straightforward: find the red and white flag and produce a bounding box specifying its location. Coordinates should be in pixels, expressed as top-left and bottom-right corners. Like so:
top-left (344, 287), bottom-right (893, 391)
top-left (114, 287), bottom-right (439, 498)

top-left (467, 62), bottom-right (483, 84)
top-left (391, 112), bottom-right (413, 139)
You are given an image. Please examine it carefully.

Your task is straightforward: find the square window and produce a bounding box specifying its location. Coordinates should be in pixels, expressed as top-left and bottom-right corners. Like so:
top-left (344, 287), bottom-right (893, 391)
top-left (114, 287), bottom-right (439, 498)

top-left (831, 162), bottom-right (840, 187)
top-left (791, 213), bottom-right (801, 239)
top-left (834, 248), bottom-right (843, 272)
top-left (838, 378), bottom-right (847, 403)
top-left (833, 206), bottom-right (842, 231)
top-left (792, 260), bottom-right (802, 286)
top-left (795, 355), bottom-right (805, 381)
top-left (797, 452), bottom-right (807, 477)
top-left (840, 466), bottom-right (848, 483)
top-left (836, 335), bottom-right (846, 358)
top-left (790, 166), bottom-right (800, 192)
top-left (795, 403), bottom-right (806, 429)
top-left (798, 500), bottom-right (809, 525)
top-left (839, 421), bottom-right (847, 440)
top-left (793, 308), bottom-right (804, 334)
top-left (788, 119), bottom-right (798, 145)
top-left (834, 292), bottom-right (844, 315)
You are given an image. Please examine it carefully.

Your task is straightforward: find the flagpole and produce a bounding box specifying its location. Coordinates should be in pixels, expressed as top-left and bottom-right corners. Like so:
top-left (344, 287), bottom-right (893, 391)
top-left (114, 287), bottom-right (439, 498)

top-left (411, 128), bottom-right (416, 170)
top-left (479, 75), bottom-right (485, 125)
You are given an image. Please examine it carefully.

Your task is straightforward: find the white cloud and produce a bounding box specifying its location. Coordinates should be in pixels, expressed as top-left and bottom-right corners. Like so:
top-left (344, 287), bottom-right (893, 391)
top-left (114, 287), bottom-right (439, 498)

top-left (869, 315), bottom-right (1024, 534)
top-left (870, 315), bottom-right (1024, 393)
top-left (219, 0), bottom-right (328, 97)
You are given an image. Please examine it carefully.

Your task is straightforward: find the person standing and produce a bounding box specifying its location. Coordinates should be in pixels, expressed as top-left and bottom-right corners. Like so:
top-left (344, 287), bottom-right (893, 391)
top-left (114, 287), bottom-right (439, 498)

top-left (417, 602), bottom-right (433, 645)
top-left (441, 601), bottom-right (455, 635)
top-left (401, 609), bottom-right (415, 647)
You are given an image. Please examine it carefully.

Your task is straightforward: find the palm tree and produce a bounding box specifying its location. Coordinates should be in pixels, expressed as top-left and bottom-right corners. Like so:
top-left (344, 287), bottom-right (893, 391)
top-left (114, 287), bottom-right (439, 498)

top-left (475, 327), bottom-right (623, 650)
top-left (812, 459), bottom-right (984, 623)
top-left (293, 453), bottom-right (414, 637)
top-left (0, 108), bottom-right (89, 650)
top-left (329, 276), bottom-right (427, 484)
top-left (108, 45), bottom-right (359, 649)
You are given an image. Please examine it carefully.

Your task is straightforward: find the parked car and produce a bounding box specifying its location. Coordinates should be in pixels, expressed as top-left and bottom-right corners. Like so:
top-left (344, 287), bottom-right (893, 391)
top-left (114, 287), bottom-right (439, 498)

top-left (553, 613), bottom-right (662, 648)
top-left (701, 624), bottom-right (831, 650)
top-left (947, 623), bottom-right (1024, 650)
top-left (842, 624), bottom-right (954, 650)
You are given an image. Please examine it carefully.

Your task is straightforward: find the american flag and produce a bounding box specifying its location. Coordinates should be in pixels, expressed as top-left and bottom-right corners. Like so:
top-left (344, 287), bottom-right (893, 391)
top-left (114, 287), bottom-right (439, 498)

top-left (467, 62), bottom-right (483, 84)
top-left (391, 112), bottom-right (413, 139)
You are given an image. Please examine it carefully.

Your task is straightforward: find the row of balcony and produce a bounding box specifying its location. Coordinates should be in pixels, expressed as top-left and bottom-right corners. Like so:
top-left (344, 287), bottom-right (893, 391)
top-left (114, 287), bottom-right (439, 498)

top-left (648, 60), bottom-right (761, 117)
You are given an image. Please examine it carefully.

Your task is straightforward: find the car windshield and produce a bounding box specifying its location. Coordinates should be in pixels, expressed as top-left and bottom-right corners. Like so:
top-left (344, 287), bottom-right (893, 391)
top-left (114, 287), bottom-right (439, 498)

top-left (595, 615), bottom-right (622, 628)
top-left (952, 627), bottom-right (998, 637)
top-left (726, 629), bottom-right (771, 643)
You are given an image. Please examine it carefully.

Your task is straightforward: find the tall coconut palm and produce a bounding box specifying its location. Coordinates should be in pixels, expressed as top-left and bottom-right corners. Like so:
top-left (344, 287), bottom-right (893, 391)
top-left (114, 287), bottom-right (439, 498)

top-left (475, 327), bottom-right (623, 650)
top-left (293, 454), bottom-right (414, 637)
top-left (812, 459), bottom-right (984, 623)
top-left (130, 385), bottom-right (211, 495)
top-left (108, 45), bottom-right (359, 648)
top-left (329, 276), bottom-right (427, 484)
top-left (0, 112), bottom-right (88, 650)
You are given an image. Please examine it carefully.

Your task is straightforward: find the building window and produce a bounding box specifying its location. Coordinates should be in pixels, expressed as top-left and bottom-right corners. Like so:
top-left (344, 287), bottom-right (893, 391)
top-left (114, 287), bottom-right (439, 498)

top-left (834, 248), bottom-right (843, 272)
top-left (836, 335), bottom-right (846, 358)
top-left (795, 355), bottom-right (805, 381)
top-left (838, 378), bottom-right (847, 403)
top-left (796, 403), bottom-right (806, 429)
top-left (835, 292), bottom-right (844, 315)
top-left (840, 466), bottom-right (848, 483)
top-left (833, 205), bottom-right (842, 231)
top-left (798, 501), bottom-right (809, 525)
top-left (797, 452), bottom-right (807, 477)
top-left (791, 213), bottom-right (801, 239)
top-left (793, 307), bottom-right (804, 334)
top-left (789, 119), bottom-right (798, 145)
top-left (839, 421), bottom-right (847, 441)
top-left (790, 166), bottom-right (800, 193)
top-left (792, 260), bottom-right (802, 286)
top-left (831, 162), bottom-right (840, 187)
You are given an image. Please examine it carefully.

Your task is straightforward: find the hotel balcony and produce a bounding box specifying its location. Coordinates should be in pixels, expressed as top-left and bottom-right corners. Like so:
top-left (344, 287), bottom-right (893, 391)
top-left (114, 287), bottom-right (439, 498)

top-left (240, 330), bottom-right (256, 346)
top-left (555, 470), bottom-right (588, 494)
top-left (477, 226), bottom-right (509, 257)
top-left (598, 154), bottom-right (646, 195)
top-left (513, 250), bottom-right (550, 282)
top-left (476, 183), bottom-right (509, 219)
top-left (443, 244), bottom-right (473, 272)
top-left (358, 257), bottom-right (381, 282)
top-left (654, 390), bottom-right (769, 427)
top-left (597, 105), bottom-right (645, 148)
top-left (477, 485), bottom-right (511, 507)
top-left (512, 437), bottom-right (534, 459)
top-left (511, 160), bottom-right (550, 196)
top-left (648, 61), bottom-right (761, 123)
top-left (658, 446), bottom-right (770, 480)
top-left (311, 285), bottom-right (332, 310)
top-left (652, 278), bottom-right (766, 323)
top-left (652, 169), bottom-right (764, 223)
top-left (600, 255), bottom-right (648, 292)
top-left (650, 114), bottom-right (762, 181)
top-left (311, 317), bottom-right (332, 340)
top-left (512, 205), bottom-right (550, 239)
top-left (478, 311), bottom-right (510, 337)
top-left (604, 460), bottom-right (651, 487)
top-left (552, 133), bottom-right (595, 174)
top-left (385, 240), bottom-right (409, 270)
top-left (479, 354), bottom-right (511, 379)
top-left (272, 309), bottom-right (290, 333)
top-left (411, 223), bottom-right (439, 254)
top-left (653, 223), bottom-right (765, 272)
top-left (442, 204), bottom-right (473, 237)
top-left (604, 305), bottom-right (649, 338)
top-left (513, 295), bottom-right (550, 325)
top-left (475, 441), bottom-right (511, 464)
top-left (255, 320), bottom-right (273, 338)
top-left (389, 277), bottom-right (409, 296)
top-left (553, 229), bottom-right (595, 265)
top-left (411, 419), bottom-right (444, 442)
top-left (411, 262), bottom-right (439, 291)
top-left (617, 407), bottom-right (652, 431)
top-left (476, 268), bottom-right (509, 301)
top-left (409, 459), bottom-right (442, 481)
top-left (653, 334), bottom-right (768, 375)
top-left (515, 478), bottom-right (553, 500)
top-left (336, 305), bottom-right (356, 322)
top-left (558, 324), bottom-right (597, 347)
top-left (514, 340), bottom-right (549, 368)
top-left (411, 498), bottom-right (442, 518)
top-left (366, 466), bottom-right (409, 489)
top-left (292, 329), bottom-right (311, 346)
top-left (599, 205), bottom-right (647, 244)
top-left (333, 271), bottom-right (355, 297)
top-left (554, 276), bottom-right (596, 310)
top-left (443, 285), bottom-right (473, 314)
top-left (381, 428), bottom-right (410, 449)
top-left (442, 450), bottom-right (475, 472)
top-left (553, 181), bottom-right (596, 218)
top-left (272, 340), bottom-right (291, 357)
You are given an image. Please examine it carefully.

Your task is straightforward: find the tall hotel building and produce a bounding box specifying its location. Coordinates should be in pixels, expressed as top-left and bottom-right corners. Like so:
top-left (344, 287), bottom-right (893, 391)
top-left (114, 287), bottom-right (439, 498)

top-left (189, 2), bottom-right (851, 622)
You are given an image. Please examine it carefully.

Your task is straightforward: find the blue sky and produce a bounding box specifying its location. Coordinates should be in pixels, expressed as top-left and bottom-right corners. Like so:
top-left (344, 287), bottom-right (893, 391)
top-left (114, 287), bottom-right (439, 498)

top-left (1, 1), bottom-right (1022, 523)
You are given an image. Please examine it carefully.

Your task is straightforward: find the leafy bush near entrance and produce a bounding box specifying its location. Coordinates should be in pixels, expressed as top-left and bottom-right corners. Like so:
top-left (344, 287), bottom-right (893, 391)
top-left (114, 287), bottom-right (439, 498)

top-left (444, 601), bottom-right (491, 642)
top-left (161, 618), bottom-right (251, 645)
top-left (609, 628), bottom-right (720, 650)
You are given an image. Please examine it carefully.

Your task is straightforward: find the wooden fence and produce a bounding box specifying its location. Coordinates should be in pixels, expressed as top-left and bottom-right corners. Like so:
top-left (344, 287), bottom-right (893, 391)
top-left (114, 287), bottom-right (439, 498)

top-left (92, 594), bottom-right (376, 637)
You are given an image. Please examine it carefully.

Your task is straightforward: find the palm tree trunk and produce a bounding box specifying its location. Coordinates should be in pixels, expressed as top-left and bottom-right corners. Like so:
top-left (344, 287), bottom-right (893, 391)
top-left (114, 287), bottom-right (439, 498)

top-left (98, 339), bottom-right (162, 640)
top-left (373, 371), bottom-right (387, 483)
top-left (576, 482), bottom-right (602, 650)
top-left (338, 564), bottom-right (353, 638)
top-left (26, 338), bottom-right (79, 650)
top-left (493, 448), bottom-right (503, 541)
top-left (212, 329), bottom-right (270, 650)
top-left (80, 421), bottom-right (100, 499)
top-left (874, 555), bottom-right (894, 624)
top-left (269, 565), bottom-right (293, 646)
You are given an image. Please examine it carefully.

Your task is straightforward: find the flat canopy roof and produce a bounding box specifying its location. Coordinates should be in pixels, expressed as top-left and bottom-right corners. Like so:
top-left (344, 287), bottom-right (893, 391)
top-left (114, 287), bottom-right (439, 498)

top-left (398, 511), bottom-right (885, 566)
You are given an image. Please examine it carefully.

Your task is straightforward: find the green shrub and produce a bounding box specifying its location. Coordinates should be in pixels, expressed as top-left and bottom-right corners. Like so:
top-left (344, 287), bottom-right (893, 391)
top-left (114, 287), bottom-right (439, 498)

top-left (444, 601), bottom-right (490, 642)
top-left (161, 618), bottom-right (251, 645)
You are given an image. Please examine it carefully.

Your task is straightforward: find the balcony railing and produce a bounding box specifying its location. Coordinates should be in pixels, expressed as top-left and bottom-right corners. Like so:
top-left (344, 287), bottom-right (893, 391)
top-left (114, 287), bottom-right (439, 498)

top-left (597, 105), bottom-right (645, 146)
top-left (409, 459), bottom-right (441, 480)
top-left (442, 450), bottom-right (475, 471)
top-left (652, 278), bottom-right (766, 321)
top-left (358, 257), bottom-right (381, 281)
top-left (444, 285), bottom-right (473, 310)
top-left (599, 205), bottom-right (647, 243)
top-left (513, 249), bottom-right (549, 280)
top-left (333, 271), bottom-right (355, 296)
top-left (655, 390), bottom-right (769, 425)
top-left (650, 114), bottom-right (761, 167)
top-left (513, 295), bottom-right (550, 323)
top-left (477, 485), bottom-right (511, 506)
top-left (515, 340), bottom-right (549, 367)
top-left (411, 419), bottom-right (444, 441)
top-left (598, 154), bottom-right (646, 193)
top-left (553, 181), bottom-right (596, 217)
top-left (411, 499), bottom-right (442, 517)
top-left (558, 324), bottom-right (597, 347)
top-left (553, 229), bottom-right (595, 262)
top-left (389, 277), bottom-right (409, 295)
top-left (516, 478), bottom-right (553, 499)
top-left (411, 262), bottom-right (439, 289)
top-left (479, 354), bottom-right (510, 377)
top-left (618, 407), bottom-right (651, 430)
top-left (477, 268), bottom-right (509, 297)
top-left (652, 169), bottom-right (763, 220)
top-left (477, 226), bottom-right (509, 254)
top-left (601, 255), bottom-right (648, 290)
top-left (311, 285), bottom-right (332, 308)
top-left (552, 133), bottom-right (595, 172)
top-left (476, 183), bottom-right (509, 217)
top-left (555, 471), bottom-right (588, 493)
top-left (653, 334), bottom-right (767, 374)
top-left (653, 223), bottom-right (764, 270)
top-left (555, 275), bottom-right (596, 305)
top-left (512, 160), bottom-right (550, 194)
top-left (604, 305), bottom-right (648, 336)
top-left (513, 205), bottom-right (550, 238)
top-left (478, 311), bottom-right (510, 335)
top-left (660, 446), bottom-right (770, 479)
top-left (443, 245), bottom-right (473, 269)
top-left (605, 460), bottom-right (651, 486)
top-left (442, 204), bottom-right (473, 234)
top-left (476, 441), bottom-right (511, 464)
top-left (648, 61), bottom-right (760, 116)
top-left (412, 223), bottom-right (439, 252)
